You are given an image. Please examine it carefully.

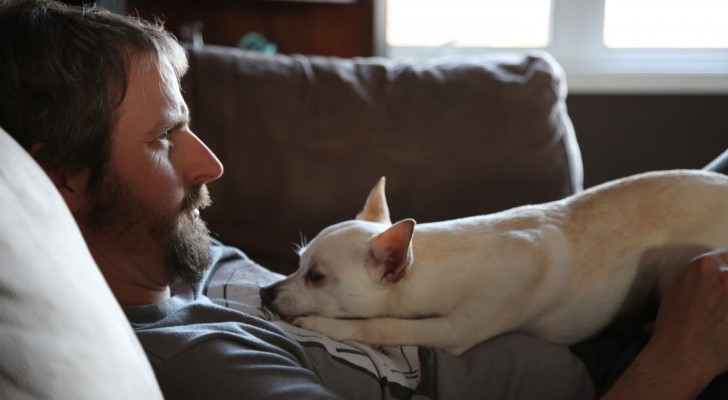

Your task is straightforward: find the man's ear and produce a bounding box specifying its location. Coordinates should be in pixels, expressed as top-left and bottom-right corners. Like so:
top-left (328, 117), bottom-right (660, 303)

top-left (371, 219), bottom-right (416, 283)
top-left (50, 169), bottom-right (91, 214)
top-left (31, 144), bottom-right (91, 214)
top-left (356, 177), bottom-right (392, 225)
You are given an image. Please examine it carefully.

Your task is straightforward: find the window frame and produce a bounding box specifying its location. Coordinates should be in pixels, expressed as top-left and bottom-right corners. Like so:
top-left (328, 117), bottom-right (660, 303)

top-left (377, 0), bottom-right (728, 94)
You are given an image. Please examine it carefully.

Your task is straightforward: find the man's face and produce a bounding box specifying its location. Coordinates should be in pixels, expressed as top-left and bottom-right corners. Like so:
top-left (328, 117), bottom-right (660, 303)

top-left (87, 166), bottom-right (214, 286)
top-left (84, 53), bottom-right (223, 286)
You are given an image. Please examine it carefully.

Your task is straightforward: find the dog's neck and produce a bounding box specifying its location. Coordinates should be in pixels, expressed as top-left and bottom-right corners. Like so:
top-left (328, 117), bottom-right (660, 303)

top-left (383, 223), bottom-right (501, 317)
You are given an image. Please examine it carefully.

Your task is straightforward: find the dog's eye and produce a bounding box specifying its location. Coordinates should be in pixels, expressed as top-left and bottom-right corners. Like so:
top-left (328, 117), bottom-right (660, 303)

top-left (306, 269), bottom-right (325, 284)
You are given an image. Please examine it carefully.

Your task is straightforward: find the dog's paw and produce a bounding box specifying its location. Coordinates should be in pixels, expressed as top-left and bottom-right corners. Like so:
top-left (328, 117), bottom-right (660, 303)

top-left (292, 315), bottom-right (324, 331)
top-left (293, 316), bottom-right (358, 341)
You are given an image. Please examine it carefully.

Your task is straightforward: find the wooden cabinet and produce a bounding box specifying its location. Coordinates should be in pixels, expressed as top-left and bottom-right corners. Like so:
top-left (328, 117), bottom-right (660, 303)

top-left (126, 0), bottom-right (376, 57)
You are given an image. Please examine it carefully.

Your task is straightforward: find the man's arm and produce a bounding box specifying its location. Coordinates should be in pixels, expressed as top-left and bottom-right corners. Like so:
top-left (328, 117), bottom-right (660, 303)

top-left (602, 249), bottom-right (728, 400)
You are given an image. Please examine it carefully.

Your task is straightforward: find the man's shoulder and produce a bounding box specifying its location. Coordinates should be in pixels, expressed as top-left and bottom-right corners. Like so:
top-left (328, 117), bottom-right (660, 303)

top-left (128, 294), bottom-right (304, 362)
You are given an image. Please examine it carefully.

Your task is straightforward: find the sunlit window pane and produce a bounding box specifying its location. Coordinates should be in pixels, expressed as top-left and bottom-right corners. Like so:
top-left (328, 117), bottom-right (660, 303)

top-left (604, 0), bottom-right (728, 48)
top-left (387, 0), bottom-right (552, 48)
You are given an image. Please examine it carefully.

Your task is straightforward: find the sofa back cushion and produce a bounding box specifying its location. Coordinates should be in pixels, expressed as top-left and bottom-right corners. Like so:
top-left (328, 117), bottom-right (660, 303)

top-left (184, 46), bottom-right (582, 273)
top-left (0, 127), bottom-right (162, 399)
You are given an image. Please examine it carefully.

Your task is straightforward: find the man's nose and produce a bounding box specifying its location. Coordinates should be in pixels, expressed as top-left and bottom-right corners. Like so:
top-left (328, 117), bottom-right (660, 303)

top-left (181, 131), bottom-right (224, 186)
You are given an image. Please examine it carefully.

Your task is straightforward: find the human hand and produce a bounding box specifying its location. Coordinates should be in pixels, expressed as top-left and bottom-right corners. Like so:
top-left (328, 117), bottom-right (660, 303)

top-left (601, 249), bottom-right (728, 400)
top-left (649, 249), bottom-right (728, 378)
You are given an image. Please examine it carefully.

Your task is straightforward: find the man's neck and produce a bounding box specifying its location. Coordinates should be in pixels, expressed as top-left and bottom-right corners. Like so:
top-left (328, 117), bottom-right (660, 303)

top-left (85, 239), bottom-right (171, 306)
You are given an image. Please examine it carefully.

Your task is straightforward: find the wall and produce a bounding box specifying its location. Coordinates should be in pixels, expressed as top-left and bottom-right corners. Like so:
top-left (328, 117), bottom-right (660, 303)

top-left (126, 0), bottom-right (375, 57)
top-left (568, 94), bottom-right (728, 187)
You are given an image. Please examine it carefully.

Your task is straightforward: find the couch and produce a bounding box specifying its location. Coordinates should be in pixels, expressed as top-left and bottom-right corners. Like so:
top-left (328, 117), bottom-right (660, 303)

top-left (0, 46), bottom-right (582, 397)
top-left (183, 45), bottom-right (583, 275)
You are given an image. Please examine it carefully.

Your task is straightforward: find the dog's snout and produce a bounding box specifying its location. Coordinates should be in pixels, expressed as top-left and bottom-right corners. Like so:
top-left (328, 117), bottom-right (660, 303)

top-left (259, 285), bottom-right (277, 306)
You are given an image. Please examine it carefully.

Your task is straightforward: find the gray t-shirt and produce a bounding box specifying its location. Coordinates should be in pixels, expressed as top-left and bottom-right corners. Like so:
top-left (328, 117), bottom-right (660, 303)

top-left (124, 241), bottom-right (594, 400)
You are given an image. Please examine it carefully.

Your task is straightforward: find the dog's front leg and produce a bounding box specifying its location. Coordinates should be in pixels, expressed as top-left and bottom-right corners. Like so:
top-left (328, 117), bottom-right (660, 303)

top-left (294, 315), bottom-right (472, 355)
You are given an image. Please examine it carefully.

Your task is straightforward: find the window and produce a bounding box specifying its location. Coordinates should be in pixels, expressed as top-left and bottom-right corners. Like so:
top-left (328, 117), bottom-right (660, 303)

top-left (380, 0), bottom-right (728, 93)
top-left (604, 0), bottom-right (728, 48)
top-left (387, 0), bottom-right (551, 48)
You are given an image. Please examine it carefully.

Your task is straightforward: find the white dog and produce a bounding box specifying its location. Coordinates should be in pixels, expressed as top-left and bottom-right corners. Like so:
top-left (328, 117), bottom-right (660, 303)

top-left (260, 170), bottom-right (728, 355)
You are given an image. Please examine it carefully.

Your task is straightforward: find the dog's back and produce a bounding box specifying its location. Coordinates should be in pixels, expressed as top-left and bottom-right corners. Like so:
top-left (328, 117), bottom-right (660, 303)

top-left (523, 170), bottom-right (728, 343)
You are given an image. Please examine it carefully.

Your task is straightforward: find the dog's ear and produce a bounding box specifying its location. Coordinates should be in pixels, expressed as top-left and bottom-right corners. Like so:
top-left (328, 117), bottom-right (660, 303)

top-left (371, 219), bottom-right (415, 283)
top-left (356, 177), bottom-right (391, 225)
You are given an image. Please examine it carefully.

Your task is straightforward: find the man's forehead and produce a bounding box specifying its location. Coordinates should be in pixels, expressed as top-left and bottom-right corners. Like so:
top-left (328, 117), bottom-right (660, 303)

top-left (134, 54), bottom-right (183, 102)
top-left (116, 54), bottom-right (187, 134)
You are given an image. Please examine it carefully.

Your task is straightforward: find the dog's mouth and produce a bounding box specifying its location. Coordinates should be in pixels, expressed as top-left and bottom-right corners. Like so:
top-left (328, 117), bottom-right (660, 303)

top-left (279, 309), bottom-right (318, 322)
top-left (260, 304), bottom-right (287, 321)
top-left (259, 300), bottom-right (311, 322)
top-left (271, 311), bottom-right (316, 324)
top-left (281, 315), bottom-right (299, 323)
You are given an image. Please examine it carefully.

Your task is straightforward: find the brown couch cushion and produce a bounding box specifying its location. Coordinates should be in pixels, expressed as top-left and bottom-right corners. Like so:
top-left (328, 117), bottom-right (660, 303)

top-left (183, 46), bottom-right (582, 273)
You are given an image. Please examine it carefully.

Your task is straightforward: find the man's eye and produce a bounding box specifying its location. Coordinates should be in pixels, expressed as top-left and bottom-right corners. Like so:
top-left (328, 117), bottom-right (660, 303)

top-left (157, 130), bottom-right (174, 144)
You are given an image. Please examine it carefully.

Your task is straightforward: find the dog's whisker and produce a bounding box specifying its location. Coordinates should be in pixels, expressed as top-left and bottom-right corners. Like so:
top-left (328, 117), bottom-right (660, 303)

top-left (291, 242), bottom-right (305, 256)
top-left (300, 232), bottom-right (309, 248)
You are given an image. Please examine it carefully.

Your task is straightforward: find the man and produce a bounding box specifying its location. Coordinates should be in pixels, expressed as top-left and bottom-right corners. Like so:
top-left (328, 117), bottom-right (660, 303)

top-left (1, 1), bottom-right (727, 399)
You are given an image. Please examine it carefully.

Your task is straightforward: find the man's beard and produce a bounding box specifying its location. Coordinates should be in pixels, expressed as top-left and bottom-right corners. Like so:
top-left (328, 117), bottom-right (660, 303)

top-left (86, 168), bottom-right (213, 286)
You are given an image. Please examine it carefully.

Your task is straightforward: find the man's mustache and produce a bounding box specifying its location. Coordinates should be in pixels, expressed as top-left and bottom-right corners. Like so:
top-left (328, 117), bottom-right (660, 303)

top-left (183, 184), bottom-right (212, 213)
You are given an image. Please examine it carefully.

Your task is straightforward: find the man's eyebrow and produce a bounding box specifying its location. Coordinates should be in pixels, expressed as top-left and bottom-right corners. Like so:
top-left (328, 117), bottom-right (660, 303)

top-left (149, 114), bottom-right (190, 135)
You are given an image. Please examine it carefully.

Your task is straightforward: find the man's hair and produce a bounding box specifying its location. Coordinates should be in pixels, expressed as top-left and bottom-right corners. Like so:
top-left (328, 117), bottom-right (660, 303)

top-left (0, 0), bottom-right (187, 189)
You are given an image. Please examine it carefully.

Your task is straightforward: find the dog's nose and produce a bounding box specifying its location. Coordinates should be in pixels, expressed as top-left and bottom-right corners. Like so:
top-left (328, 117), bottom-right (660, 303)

top-left (259, 285), bottom-right (277, 306)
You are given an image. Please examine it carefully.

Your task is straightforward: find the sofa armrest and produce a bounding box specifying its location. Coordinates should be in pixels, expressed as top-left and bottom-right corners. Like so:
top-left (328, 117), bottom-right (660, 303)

top-left (183, 45), bottom-right (582, 273)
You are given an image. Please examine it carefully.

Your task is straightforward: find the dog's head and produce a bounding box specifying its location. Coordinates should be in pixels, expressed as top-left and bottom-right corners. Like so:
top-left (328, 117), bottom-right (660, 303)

top-left (260, 177), bottom-right (416, 319)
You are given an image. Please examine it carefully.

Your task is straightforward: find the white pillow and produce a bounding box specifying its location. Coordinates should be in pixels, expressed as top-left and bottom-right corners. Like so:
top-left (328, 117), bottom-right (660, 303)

top-left (0, 127), bottom-right (162, 399)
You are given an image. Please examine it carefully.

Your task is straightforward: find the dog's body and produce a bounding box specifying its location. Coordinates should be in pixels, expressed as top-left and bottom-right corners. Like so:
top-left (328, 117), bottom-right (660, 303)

top-left (261, 170), bottom-right (728, 355)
